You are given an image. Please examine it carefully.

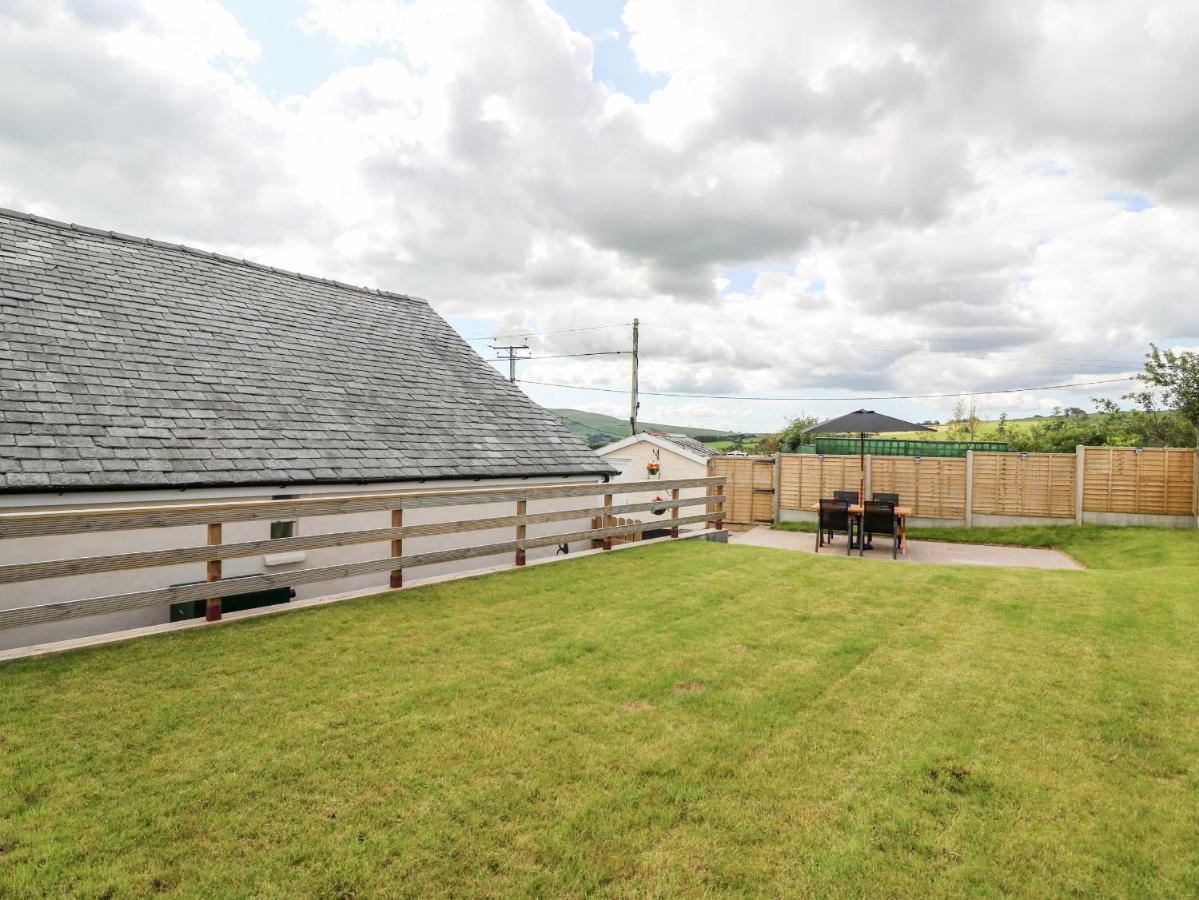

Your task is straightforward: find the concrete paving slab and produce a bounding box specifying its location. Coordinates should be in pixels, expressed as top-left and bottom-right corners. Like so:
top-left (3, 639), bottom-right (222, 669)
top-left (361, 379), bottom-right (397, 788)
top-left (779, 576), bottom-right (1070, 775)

top-left (729, 527), bottom-right (1084, 570)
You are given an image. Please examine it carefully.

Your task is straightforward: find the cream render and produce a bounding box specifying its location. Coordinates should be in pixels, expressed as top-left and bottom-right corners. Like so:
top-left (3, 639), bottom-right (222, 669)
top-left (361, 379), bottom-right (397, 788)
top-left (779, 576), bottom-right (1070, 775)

top-left (596, 433), bottom-right (716, 510)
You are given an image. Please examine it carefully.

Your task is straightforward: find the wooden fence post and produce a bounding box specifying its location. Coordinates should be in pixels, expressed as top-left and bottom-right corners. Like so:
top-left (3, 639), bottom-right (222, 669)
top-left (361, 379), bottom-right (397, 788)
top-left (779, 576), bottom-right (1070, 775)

top-left (389, 508), bottom-right (403, 588)
top-left (965, 450), bottom-right (974, 527)
top-left (602, 492), bottom-right (613, 550)
top-left (772, 453), bottom-right (782, 523)
top-left (515, 499), bottom-right (527, 565)
top-left (205, 523), bottom-right (222, 621)
top-left (1075, 446), bottom-right (1085, 527)
top-left (670, 488), bottom-right (680, 538)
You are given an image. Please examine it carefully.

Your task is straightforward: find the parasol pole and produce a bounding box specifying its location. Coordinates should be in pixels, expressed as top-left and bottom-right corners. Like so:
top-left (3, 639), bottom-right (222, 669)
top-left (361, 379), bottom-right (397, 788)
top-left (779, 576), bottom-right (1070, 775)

top-left (859, 431), bottom-right (866, 501)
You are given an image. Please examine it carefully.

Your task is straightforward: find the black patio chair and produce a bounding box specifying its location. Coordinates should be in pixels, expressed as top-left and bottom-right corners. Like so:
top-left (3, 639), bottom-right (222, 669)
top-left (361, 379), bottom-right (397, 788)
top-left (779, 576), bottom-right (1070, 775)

top-left (816, 499), bottom-right (856, 555)
top-left (827, 490), bottom-right (860, 543)
top-left (860, 500), bottom-right (899, 559)
top-left (866, 493), bottom-right (900, 547)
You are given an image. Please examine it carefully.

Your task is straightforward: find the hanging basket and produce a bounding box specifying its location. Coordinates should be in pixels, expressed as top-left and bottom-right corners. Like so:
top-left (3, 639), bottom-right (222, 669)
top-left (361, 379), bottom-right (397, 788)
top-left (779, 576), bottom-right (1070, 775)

top-left (651, 495), bottom-right (668, 515)
top-left (646, 461), bottom-right (661, 476)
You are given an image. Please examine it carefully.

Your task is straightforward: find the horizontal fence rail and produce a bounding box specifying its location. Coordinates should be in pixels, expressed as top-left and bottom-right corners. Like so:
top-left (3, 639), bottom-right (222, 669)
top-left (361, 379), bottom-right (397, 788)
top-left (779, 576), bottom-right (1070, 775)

top-left (0, 477), bottom-right (724, 540)
top-left (0, 478), bottom-right (725, 632)
top-left (0, 496), bottom-right (725, 586)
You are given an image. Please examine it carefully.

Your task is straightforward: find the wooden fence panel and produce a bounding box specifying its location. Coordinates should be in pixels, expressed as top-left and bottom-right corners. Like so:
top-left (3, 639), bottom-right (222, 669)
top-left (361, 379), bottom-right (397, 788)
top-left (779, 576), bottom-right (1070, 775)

top-left (1084, 447), bottom-right (1197, 515)
top-left (709, 457), bottom-right (775, 524)
top-left (610, 517), bottom-right (643, 545)
top-left (870, 457), bottom-right (966, 519)
top-left (775, 448), bottom-right (1196, 523)
top-left (972, 452), bottom-right (1076, 518)
top-left (709, 457), bottom-right (750, 523)
top-left (752, 459), bottom-right (774, 523)
top-left (777, 454), bottom-right (803, 510)
top-left (777, 454), bottom-right (861, 510)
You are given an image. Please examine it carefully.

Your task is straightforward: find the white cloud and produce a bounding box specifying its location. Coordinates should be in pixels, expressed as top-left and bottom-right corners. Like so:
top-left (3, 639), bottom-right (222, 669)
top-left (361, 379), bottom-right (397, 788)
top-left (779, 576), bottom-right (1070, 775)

top-left (1, 0), bottom-right (1196, 431)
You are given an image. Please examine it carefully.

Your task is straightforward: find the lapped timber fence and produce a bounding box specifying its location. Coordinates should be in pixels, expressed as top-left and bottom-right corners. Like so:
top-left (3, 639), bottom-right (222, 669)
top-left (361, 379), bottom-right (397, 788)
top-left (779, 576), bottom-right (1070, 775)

top-left (0, 476), bottom-right (725, 632)
top-left (714, 447), bottom-right (1198, 527)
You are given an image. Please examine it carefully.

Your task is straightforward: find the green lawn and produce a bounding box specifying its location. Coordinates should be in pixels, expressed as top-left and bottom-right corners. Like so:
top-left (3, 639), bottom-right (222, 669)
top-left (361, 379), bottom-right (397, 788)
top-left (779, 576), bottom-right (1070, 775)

top-left (4, 531), bottom-right (1199, 896)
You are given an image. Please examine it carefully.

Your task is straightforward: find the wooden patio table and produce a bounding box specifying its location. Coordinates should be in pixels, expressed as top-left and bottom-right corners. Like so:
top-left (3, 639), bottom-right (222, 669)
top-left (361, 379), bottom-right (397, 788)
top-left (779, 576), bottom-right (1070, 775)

top-left (809, 503), bottom-right (912, 555)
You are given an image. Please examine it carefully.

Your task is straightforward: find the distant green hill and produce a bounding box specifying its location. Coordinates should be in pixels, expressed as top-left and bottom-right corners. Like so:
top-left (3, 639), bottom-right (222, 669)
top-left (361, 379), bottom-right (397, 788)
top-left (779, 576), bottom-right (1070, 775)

top-left (550, 408), bottom-right (757, 448)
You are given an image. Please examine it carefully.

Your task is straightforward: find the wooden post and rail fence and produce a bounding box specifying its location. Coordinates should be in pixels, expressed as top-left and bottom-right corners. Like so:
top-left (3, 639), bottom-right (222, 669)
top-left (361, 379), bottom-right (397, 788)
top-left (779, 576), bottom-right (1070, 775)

top-left (0, 476), bottom-right (725, 634)
top-left (712, 446), bottom-right (1199, 528)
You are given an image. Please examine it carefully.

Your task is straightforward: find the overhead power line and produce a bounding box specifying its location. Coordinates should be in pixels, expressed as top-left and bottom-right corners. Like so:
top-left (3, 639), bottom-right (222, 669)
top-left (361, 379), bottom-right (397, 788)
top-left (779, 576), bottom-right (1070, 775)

top-left (519, 351), bottom-right (628, 361)
top-left (515, 375), bottom-right (1135, 402)
top-left (489, 342), bottom-right (530, 383)
top-left (554, 412), bottom-right (607, 434)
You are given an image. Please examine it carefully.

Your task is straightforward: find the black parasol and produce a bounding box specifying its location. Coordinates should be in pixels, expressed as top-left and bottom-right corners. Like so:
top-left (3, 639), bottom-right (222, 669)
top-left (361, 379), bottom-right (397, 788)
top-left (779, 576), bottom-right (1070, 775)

top-left (802, 409), bottom-right (934, 499)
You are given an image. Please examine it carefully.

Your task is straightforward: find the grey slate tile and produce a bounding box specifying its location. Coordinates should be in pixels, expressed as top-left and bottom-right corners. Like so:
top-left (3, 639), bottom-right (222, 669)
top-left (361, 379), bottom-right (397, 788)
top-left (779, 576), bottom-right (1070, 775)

top-left (1, 209), bottom-right (615, 493)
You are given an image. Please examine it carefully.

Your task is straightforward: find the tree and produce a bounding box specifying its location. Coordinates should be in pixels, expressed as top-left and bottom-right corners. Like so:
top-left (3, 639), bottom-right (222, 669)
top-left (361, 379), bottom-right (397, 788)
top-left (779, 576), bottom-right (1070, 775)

top-left (949, 399), bottom-right (966, 435)
top-left (1005, 399), bottom-right (1195, 453)
top-left (1133, 344), bottom-right (1199, 435)
top-left (756, 432), bottom-right (782, 455)
top-left (758, 415), bottom-right (819, 454)
top-left (948, 399), bottom-right (981, 440)
top-left (995, 411), bottom-right (1008, 439)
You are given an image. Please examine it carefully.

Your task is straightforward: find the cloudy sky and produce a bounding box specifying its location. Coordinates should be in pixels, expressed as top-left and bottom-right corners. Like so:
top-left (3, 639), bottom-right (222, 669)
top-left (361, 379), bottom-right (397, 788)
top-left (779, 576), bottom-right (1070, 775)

top-left (2, 0), bottom-right (1197, 432)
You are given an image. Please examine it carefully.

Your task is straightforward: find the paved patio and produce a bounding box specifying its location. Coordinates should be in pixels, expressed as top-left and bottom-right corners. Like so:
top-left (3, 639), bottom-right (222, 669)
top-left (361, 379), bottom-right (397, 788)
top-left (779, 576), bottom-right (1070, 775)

top-left (730, 527), bottom-right (1084, 570)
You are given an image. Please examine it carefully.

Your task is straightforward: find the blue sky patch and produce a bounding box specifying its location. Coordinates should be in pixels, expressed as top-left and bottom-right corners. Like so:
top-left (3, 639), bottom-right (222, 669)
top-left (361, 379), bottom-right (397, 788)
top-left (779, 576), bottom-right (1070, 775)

top-left (1105, 191), bottom-right (1155, 212)
top-left (223, 0), bottom-right (383, 97)
top-left (719, 266), bottom-right (759, 294)
top-left (224, 0), bottom-right (665, 101)
top-left (548, 0), bottom-right (667, 100)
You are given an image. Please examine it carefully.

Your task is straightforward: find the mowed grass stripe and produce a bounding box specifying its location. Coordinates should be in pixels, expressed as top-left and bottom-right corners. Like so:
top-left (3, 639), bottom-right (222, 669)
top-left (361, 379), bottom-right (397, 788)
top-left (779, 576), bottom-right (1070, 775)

top-left (2, 531), bottom-right (1199, 896)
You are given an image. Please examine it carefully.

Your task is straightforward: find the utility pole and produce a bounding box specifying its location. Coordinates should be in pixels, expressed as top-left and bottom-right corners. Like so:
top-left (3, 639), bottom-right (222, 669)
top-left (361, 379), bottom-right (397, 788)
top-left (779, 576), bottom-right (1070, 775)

top-left (629, 318), bottom-right (639, 435)
top-left (490, 342), bottom-right (530, 383)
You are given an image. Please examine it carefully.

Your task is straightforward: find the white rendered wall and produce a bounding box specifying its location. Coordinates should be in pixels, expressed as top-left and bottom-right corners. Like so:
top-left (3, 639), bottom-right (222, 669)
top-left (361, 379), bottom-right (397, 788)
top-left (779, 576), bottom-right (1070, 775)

top-left (599, 439), bottom-right (709, 509)
top-left (0, 474), bottom-right (605, 650)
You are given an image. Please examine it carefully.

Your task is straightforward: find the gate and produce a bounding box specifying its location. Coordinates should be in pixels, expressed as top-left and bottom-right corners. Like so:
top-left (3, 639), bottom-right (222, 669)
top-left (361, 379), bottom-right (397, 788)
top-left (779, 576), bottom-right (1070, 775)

top-left (708, 456), bottom-right (775, 525)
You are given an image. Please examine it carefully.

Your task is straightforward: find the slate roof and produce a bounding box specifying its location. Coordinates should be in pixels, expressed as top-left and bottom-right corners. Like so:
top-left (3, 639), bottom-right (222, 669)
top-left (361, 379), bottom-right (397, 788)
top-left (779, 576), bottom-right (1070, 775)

top-left (645, 432), bottom-right (724, 459)
top-left (0, 208), bottom-right (614, 493)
